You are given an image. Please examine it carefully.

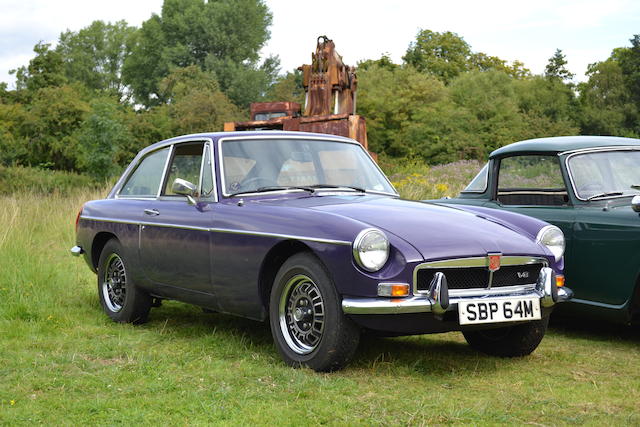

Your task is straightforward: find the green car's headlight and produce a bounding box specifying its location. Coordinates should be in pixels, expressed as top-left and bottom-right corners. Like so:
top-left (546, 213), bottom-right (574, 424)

top-left (536, 225), bottom-right (565, 262)
top-left (353, 228), bottom-right (389, 272)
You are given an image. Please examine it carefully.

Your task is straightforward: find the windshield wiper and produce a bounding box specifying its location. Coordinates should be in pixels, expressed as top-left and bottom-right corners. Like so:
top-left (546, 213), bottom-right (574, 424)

top-left (307, 184), bottom-right (366, 192)
top-left (586, 191), bottom-right (624, 201)
top-left (229, 186), bottom-right (315, 197)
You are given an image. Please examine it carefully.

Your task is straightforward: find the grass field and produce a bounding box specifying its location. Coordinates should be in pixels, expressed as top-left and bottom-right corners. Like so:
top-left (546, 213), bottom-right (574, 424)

top-left (1, 167), bottom-right (640, 425)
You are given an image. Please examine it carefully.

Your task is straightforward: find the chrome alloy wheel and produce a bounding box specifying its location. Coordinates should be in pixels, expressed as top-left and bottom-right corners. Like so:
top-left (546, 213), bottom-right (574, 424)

top-left (278, 274), bottom-right (326, 355)
top-left (102, 253), bottom-right (127, 312)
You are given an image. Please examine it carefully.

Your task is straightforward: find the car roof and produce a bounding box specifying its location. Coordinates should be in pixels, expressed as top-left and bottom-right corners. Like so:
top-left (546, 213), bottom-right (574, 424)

top-left (141, 130), bottom-right (356, 154)
top-left (490, 135), bottom-right (640, 158)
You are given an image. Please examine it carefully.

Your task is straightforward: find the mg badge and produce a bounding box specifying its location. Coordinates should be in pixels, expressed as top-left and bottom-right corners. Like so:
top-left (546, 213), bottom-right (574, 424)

top-left (488, 253), bottom-right (501, 272)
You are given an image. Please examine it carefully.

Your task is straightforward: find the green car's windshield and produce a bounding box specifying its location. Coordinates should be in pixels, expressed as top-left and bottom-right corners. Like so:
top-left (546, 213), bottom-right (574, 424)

top-left (220, 138), bottom-right (397, 196)
top-left (568, 150), bottom-right (640, 200)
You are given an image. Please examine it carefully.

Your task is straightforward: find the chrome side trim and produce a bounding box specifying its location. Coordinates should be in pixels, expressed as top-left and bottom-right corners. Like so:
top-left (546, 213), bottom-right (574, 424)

top-left (412, 256), bottom-right (548, 296)
top-left (80, 216), bottom-right (351, 245)
top-left (80, 215), bottom-right (209, 232)
top-left (209, 227), bottom-right (351, 245)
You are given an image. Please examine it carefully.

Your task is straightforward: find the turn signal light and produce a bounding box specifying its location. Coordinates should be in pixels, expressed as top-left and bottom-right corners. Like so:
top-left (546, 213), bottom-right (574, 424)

top-left (556, 274), bottom-right (565, 288)
top-left (377, 283), bottom-right (410, 297)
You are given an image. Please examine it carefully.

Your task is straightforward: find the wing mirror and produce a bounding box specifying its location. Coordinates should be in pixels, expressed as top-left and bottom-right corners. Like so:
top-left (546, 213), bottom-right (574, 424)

top-left (172, 178), bottom-right (197, 205)
top-left (632, 195), bottom-right (640, 213)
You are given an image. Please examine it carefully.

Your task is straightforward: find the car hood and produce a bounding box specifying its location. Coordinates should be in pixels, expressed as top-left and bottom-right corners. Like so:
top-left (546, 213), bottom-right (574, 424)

top-left (260, 194), bottom-right (546, 261)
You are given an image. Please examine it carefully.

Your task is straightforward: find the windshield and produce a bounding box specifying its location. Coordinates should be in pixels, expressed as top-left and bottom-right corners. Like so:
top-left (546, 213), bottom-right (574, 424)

top-left (462, 163), bottom-right (488, 192)
top-left (220, 138), bottom-right (397, 196)
top-left (568, 150), bottom-right (640, 200)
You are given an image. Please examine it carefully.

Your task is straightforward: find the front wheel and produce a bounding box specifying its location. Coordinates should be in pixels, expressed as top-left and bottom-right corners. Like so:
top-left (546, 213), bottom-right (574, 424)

top-left (97, 239), bottom-right (151, 324)
top-left (462, 316), bottom-right (549, 357)
top-left (269, 253), bottom-right (360, 372)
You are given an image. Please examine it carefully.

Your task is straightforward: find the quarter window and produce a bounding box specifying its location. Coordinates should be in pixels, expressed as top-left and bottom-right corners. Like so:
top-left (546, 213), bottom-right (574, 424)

top-left (497, 155), bottom-right (568, 206)
top-left (119, 147), bottom-right (170, 197)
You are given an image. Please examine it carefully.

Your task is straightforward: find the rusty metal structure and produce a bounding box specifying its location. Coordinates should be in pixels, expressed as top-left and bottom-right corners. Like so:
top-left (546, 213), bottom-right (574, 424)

top-left (224, 36), bottom-right (370, 152)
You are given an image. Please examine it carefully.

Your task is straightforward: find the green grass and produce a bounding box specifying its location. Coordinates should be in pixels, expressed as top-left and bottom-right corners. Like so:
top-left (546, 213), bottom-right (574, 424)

top-left (1, 172), bottom-right (640, 425)
top-left (0, 165), bottom-right (101, 196)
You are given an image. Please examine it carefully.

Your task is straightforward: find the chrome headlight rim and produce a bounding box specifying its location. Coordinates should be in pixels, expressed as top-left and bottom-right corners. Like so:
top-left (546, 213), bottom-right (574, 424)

top-left (536, 225), bottom-right (565, 262)
top-left (352, 228), bottom-right (390, 272)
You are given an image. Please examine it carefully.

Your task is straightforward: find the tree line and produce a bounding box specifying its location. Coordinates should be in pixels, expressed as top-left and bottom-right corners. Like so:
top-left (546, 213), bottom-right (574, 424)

top-left (0, 0), bottom-right (639, 180)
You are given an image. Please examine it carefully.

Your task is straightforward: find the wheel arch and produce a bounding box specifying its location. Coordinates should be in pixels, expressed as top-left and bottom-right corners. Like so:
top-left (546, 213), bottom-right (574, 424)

top-left (258, 240), bottom-right (318, 311)
top-left (91, 232), bottom-right (119, 270)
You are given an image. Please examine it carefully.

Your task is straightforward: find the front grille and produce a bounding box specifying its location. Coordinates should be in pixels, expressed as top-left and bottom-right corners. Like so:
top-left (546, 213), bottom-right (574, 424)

top-left (415, 261), bottom-right (543, 293)
top-left (492, 264), bottom-right (542, 287)
top-left (416, 267), bottom-right (488, 291)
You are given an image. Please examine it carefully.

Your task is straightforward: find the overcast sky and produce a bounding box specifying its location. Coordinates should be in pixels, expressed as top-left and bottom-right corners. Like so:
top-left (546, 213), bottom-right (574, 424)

top-left (1, 0), bottom-right (639, 88)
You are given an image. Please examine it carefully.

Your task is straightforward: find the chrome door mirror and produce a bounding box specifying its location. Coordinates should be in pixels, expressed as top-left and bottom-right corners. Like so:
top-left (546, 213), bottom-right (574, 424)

top-left (172, 178), bottom-right (197, 205)
top-left (632, 195), bottom-right (640, 213)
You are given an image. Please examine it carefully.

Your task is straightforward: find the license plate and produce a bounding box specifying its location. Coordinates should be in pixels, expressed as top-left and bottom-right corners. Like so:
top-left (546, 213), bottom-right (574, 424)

top-left (458, 297), bottom-right (541, 325)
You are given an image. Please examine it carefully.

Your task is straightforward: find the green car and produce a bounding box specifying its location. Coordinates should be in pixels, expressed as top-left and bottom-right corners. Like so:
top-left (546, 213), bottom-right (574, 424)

top-left (443, 136), bottom-right (640, 324)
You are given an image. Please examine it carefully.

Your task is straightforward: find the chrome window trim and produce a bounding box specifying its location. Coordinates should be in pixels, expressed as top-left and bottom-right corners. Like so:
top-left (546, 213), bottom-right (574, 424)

top-left (564, 147), bottom-right (640, 202)
top-left (115, 137), bottom-right (219, 203)
top-left (460, 162), bottom-right (489, 193)
top-left (115, 146), bottom-right (172, 199)
top-left (80, 215), bottom-right (350, 245)
top-left (216, 134), bottom-right (398, 198)
top-left (412, 255), bottom-right (548, 296)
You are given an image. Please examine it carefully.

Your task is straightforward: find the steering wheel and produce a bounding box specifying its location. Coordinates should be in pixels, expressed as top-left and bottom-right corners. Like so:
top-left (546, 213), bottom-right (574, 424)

top-left (239, 177), bottom-right (277, 191)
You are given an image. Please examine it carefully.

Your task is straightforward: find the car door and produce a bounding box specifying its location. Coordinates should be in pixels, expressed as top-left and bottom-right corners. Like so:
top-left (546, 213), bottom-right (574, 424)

top-left (139, 140), bottom-right (216, 295)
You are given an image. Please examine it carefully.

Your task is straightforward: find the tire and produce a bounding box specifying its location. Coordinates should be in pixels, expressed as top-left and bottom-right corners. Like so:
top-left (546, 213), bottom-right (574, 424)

top-left (462, 316), bottom-right (550, 357)
top-left (269, 252), bottom-right (360, 372)
top-left (97, 239), bottom-right (151, 325)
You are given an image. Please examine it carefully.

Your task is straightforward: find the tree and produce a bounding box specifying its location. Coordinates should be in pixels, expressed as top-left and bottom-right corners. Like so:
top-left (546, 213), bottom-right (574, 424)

top-left (545, 49), bottom-right (574, 82)
top-left (617, 35), bottom-right (640, 110)
top-left (12, 42), bottom-right (67, 92)
top-left (57, 20), bottom-right (137, 99)
top-left (263, 69), bottom-right (305, 106)
top-left (578, 58), bottom-right (638, 136)
top-left (403, 30), bottom-right (472, 83)
top-left (158, 66), bottom-right (242, 134)
top-left (123, 0), bottom-right (274, 107)
top-left (76, 98), bottom-right (132, 180)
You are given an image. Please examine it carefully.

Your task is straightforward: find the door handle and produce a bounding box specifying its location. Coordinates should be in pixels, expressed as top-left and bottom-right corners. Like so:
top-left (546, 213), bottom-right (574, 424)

top-left (144, 209), bottom-right (160, 216)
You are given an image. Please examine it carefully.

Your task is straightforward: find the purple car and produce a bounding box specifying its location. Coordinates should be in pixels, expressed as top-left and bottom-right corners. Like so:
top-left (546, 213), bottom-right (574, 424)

top-left (71, 131), bottom-right (572, 371)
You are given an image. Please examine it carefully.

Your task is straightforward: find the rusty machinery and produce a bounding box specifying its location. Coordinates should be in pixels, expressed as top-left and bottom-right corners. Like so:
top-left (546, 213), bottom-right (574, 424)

top-left (224, 36), bottom-right (370, 152)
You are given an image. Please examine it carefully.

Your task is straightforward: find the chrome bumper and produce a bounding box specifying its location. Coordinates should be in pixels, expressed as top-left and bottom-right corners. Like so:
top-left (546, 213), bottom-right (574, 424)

top-left (70, 246), bottom-right (84, 257)
top-left (342, 267), bottom-right (573, 315)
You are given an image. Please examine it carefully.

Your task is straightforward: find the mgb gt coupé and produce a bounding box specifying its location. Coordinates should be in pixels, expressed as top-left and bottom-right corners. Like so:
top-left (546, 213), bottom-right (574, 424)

top-left (71, 131), bottom-right (572, 371)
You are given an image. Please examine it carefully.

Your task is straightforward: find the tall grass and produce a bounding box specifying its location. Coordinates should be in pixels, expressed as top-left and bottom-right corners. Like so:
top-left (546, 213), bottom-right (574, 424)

top-left (1, 170), bottom-right (639, 425)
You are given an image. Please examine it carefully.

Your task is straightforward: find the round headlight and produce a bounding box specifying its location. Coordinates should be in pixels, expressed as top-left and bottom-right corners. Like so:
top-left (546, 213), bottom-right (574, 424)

top-left (536, 225), bottom-right (565, 262)
top-left (353, 228), bottom-right (389, 272)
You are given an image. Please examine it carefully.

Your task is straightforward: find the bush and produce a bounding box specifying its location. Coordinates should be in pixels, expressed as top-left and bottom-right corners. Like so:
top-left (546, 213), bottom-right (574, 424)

top-left (0, 165), bottom-right (100, 195)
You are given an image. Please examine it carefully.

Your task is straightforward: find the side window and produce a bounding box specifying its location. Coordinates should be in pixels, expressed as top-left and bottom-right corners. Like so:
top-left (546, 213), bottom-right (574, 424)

top-left (497, 155), bottom-right (568, 206)
top-left (119, 147), bottom-right (170, 197)
top-left (163, 142), bottom-right (205, 196)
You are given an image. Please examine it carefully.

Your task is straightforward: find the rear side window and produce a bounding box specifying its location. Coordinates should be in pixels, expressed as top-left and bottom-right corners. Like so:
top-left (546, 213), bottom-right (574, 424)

top-left (119, 147), bottom-right (170, 197)
top-left (497, 155), bottom-right (568, 206)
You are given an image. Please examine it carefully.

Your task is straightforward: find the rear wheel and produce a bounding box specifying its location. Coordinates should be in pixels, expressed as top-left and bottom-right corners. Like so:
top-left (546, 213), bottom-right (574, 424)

top-left (462, 316), bottom-right (549, 357)
top-left (97, 239), bottom-right (151, 324)
top-left (269, 253), bottom-right (360, 372)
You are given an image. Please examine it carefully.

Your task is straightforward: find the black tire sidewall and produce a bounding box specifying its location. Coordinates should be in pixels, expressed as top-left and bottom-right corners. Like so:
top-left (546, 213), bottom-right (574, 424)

top-left (97, 239), bottom-right (150, 324)
top-left (462, 315), bottom-right (550, 357)
top-left (269, 252), bottom-right (359, 371)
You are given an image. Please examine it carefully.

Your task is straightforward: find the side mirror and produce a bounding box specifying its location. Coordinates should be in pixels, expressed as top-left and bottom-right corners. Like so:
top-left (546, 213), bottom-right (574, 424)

top-left (632, 195), bottom-right (640, 213)
top-left (172, 178), bottom-right (197, 205)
